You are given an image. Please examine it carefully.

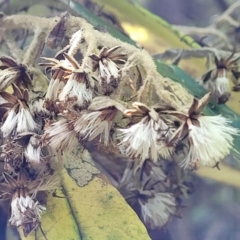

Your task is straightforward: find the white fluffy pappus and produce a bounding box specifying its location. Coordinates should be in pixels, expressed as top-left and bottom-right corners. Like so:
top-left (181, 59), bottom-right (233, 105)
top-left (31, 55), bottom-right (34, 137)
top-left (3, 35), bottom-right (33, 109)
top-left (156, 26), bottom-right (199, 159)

top-left (1, 109), bottom-right (18, 137)
top-left (118, 116), bottom-right (171, 162)
top-left (59, 78), bottom-right (92, 106)
top-left (45, 118), bottom-right (77, 151)
top-left (118, 118), bottom-right (158, 161)
top-left (1, 108), bottom-right (37, 137)
top-left (74, 110), bottom-right (115, 145)
top-left (30, 98), bottom-right (50, 117)
top-left (0, 69), bottom-right (18, 90)
top-left (46, 78), bottom-right (65, 100)
top-left (99, 59), bottom-right (119, 84)
top-left (206, 69), bottom-right (230, 96)
top-left (16, 108), bottom-right (37, 133)
top-left (9, 196), bottom-right (45, 227)
top-left (180, 115), bottom-right (238, 168)
top-left (215, 76), bottom-right (230, 95)
top-left (25, 144), bottom-right (41, 163)
top-left (140, 192), bottom-right (176, 229)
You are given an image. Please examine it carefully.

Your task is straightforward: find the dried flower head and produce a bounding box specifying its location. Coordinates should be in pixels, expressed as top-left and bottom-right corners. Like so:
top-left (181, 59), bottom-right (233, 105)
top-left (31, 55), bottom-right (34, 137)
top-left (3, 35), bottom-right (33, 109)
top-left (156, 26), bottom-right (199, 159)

top-left (85, 141), bottom-right (177, 229)
top-left (0, 170), bottom-right (58, 236)
top-left (30, 94), bottom-right (50, 118)
top-left (46, 11), bottom-right (69, 49)
top-left (202, 53), bottom-right (240, 103)
top-left (89, 46), bottom-right (126, 92)
top-left (21, 208), bottom-right (41, 237)
top-left (165, 93), bottom-right (239, 168)
top-left (43, 110), bottom-right (79, 152)
top-left (2, 11), bottom-right (240, 239)
top-left (120, 162), bottom-right (176, 229)
top-left (0, 84), bottom-right (38, 137)
top-left (58, 53), bottom-right (95, 107)
top-left (1, 140), bottom-right (24, 172)
top-left (0, 56), bottom-right (31, 90)
top-left (14, 132), bottom-right (42, 164)
top-left (39, 56), bottom-right (73, 112)
top-left (118, 102), bottom-right (173, 163)
top-left (74, 97), bottom-right (125, 145)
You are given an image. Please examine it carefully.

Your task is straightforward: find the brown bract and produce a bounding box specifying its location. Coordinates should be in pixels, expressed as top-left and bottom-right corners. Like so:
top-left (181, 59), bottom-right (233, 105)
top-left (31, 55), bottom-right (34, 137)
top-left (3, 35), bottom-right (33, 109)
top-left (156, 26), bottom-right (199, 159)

top-left (21, 208), bottom-right (40, 237)
top-left (124, 102), bottom-right (159, 123)
top-left (0, 83), bottom-right (29, 121)
top-left (202, 53), bottom-right (240, 103)
top-left (89, 46), bottom-right (127, 94)
top-left (203, 53), bottom-right (240, 83)
top-left (39, 56), bottom-right (73, 111)
top-left (39, 56), bottom-right (73, 76)
top-left (0, 170), bottom-right (58, 236)
top-left (0, 56), bottom-right (32, 90)
top-left (1, 140), bottom-right (24, 173)
top-left (0, 170), bottom-right (42, 200)
top-left (89, 46), bottom-right (127, 72)
top-left (74, 97), bottom-right (126, 145)
top-left (62, 52), bottom-right (96, 89)
top-left (163, 92), bottom-right (211, 144)
top-left (46, 11), bottom-right (69, 49)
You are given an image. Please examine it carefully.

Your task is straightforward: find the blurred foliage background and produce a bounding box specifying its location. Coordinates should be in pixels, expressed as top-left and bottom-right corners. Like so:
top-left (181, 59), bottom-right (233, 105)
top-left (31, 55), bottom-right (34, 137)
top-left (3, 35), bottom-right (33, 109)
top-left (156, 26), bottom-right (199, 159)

top-left (134, 0), bottom-right (236, 26)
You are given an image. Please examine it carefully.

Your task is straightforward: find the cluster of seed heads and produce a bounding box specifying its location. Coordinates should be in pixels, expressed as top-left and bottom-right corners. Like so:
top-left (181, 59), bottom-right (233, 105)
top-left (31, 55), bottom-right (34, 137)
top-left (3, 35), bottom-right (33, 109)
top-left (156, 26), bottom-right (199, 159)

top-left (0, 9), bottom-right (238, 238)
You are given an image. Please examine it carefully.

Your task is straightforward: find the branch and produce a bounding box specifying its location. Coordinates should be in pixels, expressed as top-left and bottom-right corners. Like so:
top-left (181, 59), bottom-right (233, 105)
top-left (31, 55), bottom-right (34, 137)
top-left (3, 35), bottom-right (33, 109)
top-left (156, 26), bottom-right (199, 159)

top-left (220, 0), bottom-right (240, 17)
top-left (174, 25), bottom-right (233, 50)
top-left (154, 47), bottom-right (240, 62)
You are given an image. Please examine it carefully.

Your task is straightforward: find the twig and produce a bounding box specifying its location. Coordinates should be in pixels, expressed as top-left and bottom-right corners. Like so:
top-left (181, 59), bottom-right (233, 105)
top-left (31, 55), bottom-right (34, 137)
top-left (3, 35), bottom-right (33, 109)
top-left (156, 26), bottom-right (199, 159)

top-left (220, 0), bottom-right (240, 17)
top-left (174, 25), bottom-right (233, 50)
top-left (214, 14), bottom-right (239, 28)
top-left (173, 1), bottom-right (240, 51)
top-left (154, 47), bottom-right (238, 62)
top-left (3, 33), bottom-right (24, 62)
top-left (22, 27), bottom-right (46, 66)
